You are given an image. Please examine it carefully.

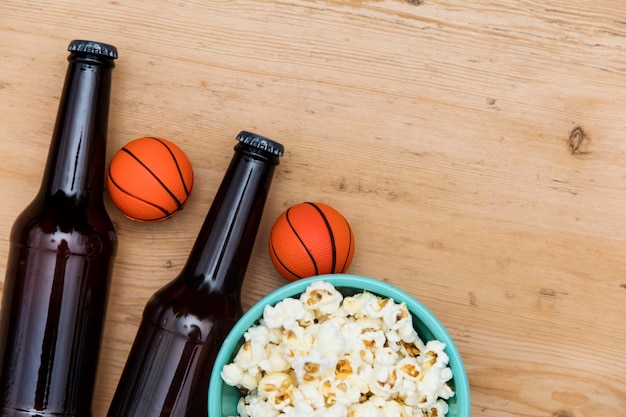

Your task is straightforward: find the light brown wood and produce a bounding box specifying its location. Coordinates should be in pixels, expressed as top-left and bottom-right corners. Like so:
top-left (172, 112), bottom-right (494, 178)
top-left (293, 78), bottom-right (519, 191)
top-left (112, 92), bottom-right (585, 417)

top-left (1, 1), bottom-right (626, 416)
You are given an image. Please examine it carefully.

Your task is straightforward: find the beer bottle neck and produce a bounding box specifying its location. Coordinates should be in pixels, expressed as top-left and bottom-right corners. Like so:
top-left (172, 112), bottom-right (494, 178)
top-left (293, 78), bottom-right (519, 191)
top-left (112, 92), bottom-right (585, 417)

top-left (181, 144), bottom-right (280, 297)
top-left (40, 53), bottom-right (114, 203)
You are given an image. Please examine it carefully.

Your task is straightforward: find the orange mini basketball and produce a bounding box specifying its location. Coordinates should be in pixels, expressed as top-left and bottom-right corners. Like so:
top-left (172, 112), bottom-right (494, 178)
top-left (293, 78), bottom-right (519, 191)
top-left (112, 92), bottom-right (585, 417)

top-left (107, 137), bottom-right (193, 222)
top-left (269, 202), bottom-right (355, 282)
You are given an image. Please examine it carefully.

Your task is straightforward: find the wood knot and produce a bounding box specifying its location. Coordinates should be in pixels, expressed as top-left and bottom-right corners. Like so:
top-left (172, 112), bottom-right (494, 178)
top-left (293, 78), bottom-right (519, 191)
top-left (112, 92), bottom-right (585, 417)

top-left (553, 411), bottom-right (575, 417)
top-left (568, 127), bottom-right (589, 155)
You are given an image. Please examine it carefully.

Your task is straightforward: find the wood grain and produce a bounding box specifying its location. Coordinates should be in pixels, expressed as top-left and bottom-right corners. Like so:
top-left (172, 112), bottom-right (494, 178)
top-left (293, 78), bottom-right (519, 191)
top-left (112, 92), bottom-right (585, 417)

top-left (1, 1), bottom-right (626, 416)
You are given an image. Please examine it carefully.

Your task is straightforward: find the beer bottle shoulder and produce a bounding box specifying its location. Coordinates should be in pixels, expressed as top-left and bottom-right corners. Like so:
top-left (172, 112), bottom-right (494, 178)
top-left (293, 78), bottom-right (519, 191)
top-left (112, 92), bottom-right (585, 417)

top-left (141, 281), bottom-right (240, 342)
top-left (10, 195), bottom-right (117, 257)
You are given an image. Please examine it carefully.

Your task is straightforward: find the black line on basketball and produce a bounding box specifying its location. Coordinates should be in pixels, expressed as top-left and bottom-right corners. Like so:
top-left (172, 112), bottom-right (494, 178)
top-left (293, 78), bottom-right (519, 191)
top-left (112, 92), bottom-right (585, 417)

top-left (306, 202), bottom-right (337, 273)
top-left (285, 206), bottom-right (319, 275)
top-left (148, 137), bottom-right (191, 196)
top-left (339, 222), bottom-right (354, 272)
top-left (108, 171), bottom-right (171, 219)
top-left (270, 238), bottom-right (303, 280)
top-left (121, 146), bottom-right (183, 208)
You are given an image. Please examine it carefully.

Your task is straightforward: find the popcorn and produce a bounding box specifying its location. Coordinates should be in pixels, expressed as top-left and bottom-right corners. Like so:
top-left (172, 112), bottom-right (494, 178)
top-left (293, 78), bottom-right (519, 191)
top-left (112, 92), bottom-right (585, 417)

top-left (257, 373), bottom-right (293, 410)
top-left (300, 281), bottom-right (343, 315)
top-left (221, 363), bottom-right (244, 387)
top-left (314, 320), bottom-right (347, 359)
top-left (261, 343), bottom-right (291, 374)
top-left (263, 297), bottom-right (308, 329)
top-left (222, 282), bottom-right (455, 417)
top-left (342, 291), bottom-right (377, 316)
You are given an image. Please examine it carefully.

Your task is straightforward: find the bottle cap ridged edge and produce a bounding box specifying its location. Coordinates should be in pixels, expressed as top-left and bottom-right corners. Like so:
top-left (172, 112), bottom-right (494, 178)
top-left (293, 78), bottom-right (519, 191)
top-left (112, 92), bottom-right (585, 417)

top-left (68, 40), bottom-right (118, 59)
top-left (236, 131), bottom-right (284, 157)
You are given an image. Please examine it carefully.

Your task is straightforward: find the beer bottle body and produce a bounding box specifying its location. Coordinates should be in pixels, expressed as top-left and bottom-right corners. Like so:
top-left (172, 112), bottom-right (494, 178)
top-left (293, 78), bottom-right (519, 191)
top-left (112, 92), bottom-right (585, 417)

top-left (0, 40), bottom-right (118, 417)
top-left (107, 133), bottom-right (283, 417)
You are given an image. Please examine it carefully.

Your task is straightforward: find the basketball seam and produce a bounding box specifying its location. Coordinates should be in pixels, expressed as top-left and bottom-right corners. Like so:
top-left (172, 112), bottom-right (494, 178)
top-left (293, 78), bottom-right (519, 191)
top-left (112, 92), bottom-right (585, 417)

top-left (306, 202), bottom-right (337, 273)
top-left (120, 145), bottom-right (183, 208)
top-left (108, 171), bottom-right (172, 220)
top-left (286, 206), bottom-right (319, 275)
top-left (270, 239), bottom-right (302, 280)
top-left (148, 137), bottom-right (191, 196)
top-left (339, 223), bottom-right (354, 273)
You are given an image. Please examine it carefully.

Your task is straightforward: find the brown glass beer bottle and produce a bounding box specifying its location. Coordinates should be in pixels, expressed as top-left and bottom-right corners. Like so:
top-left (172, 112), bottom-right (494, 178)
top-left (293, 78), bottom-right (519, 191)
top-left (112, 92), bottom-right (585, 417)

top-left (0, 41), bottom-right (119, 417)
top-left (106, 132), bottom-right (284, 417)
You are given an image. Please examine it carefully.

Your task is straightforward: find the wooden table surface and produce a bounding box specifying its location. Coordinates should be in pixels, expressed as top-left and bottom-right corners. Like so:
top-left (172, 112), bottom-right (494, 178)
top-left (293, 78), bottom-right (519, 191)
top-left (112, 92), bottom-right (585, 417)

top-left (2, 1), bottom-right (626, 416)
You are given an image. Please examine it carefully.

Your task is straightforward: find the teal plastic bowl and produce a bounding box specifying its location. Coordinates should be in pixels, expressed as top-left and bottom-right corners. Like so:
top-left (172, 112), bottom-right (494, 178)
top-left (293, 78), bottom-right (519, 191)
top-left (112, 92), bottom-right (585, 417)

top-left (208, 274), bottom-right (470, 417)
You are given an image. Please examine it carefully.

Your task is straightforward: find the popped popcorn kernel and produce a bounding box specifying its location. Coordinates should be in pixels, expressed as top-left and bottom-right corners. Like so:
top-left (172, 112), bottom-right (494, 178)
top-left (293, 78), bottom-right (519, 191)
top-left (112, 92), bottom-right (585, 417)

top-left (221, 363), bottom-right (244, 386)
top-left (335, 358), bottom-right (353, 380)
top-left (223, 281), bottom-right (455, 417)
top-left (300, 281), bottom-right (343, 314)
top-left (401, 340), bottom-right (423, 358)
top-left (397, 357), bottom-right (421, 380)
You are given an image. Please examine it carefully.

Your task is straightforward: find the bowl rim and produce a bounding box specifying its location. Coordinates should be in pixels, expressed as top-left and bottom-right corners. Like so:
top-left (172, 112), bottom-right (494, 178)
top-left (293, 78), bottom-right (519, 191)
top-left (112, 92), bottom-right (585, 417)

top-left (208, 273), bottom-right (470, 416)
